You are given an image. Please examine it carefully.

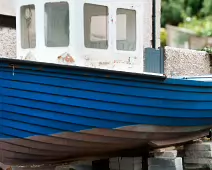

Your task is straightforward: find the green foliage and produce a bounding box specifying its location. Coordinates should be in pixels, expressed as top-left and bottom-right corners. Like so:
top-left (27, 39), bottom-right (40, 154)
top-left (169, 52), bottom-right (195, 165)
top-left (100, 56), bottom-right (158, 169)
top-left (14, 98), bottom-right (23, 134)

top-left (160, 28), bottom-right (167, 47)
top-left (201, 0), bottom-right (212, 16)
top-left (201, 46), bottom-right (212, 54)
top-left (161, 0), bottom-right (212, 27)
top-left (161, 0), bottom-right (184, 27)
top-left (179, 16), bottom-right (212, 36)
top-left (184, 0), bottom-right (203, 17)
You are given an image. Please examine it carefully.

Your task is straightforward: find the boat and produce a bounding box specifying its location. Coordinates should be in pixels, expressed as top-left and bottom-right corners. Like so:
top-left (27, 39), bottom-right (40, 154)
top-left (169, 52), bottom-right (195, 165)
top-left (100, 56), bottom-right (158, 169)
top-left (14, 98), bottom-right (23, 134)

top-left (0, 0), bottom-right (212, 166)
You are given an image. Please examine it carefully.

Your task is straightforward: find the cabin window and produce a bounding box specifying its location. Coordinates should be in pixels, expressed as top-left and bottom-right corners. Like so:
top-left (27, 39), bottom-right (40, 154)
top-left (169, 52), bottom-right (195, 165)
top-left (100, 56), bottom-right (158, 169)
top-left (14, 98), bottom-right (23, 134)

top-left (21, 5), bottom-right (36, 49)
top-left (116, 8), bottom-right (136, 51)
top-left (45, 2), bottom-right (69, 47)
top-left (84, 3), bottom-right (108, 49)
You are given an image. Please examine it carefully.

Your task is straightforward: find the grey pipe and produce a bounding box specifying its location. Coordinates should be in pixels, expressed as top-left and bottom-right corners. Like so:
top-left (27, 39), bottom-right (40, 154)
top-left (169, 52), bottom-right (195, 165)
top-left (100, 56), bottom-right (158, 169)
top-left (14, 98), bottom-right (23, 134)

top-left (152, 0), bottom-right (156, 48)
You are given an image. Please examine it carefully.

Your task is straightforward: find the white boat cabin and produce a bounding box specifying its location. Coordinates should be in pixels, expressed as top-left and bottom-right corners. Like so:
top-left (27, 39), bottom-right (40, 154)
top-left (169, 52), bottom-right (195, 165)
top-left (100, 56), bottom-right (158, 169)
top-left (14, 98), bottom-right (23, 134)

top-left (16, 0), bottom-right (147, 73)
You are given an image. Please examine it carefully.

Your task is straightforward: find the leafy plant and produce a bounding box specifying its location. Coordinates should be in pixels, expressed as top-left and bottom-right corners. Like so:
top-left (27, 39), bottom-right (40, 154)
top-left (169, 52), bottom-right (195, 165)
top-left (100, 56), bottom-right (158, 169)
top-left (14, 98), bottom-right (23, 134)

top-left (201, 0), bottom-right (212, 16)
top-left (161, 0), bottom-right (184, 27)
top-left (202, 47), bottom-right (212, 54)
top-left (179, 16), bottom-right (212, 37)
top-left (160, 28), bottom-right (167, 47)
top-left (161, 0), bottom-right (212, 27)
top-left (184, 0), bottom-right (203, 17)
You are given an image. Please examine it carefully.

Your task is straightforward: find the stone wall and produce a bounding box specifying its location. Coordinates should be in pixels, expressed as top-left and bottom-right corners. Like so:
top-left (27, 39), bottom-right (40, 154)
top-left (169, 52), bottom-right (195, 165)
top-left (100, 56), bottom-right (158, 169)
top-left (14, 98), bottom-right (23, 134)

top-left (164, 46), bottom-right (211, 77)
top-left (0, 26), bottom-right (16, 58)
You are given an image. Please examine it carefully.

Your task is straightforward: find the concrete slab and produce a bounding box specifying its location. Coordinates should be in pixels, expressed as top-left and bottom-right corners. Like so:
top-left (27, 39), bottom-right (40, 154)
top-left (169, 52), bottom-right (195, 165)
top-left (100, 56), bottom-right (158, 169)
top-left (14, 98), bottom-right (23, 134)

top-left (184, 163), bottom-right (211, 170)
top-left (185, 143), bottom-right (212, 151)
top-left (148, 165), bottom-right (183, 170)
top-left (154, 150), bottom-right (177, 159)
top-left (184, 157), bottom-right (212, 165)
top-left (185, 151), bottom-right (212, 158)
top-left (184, 168), bottom-right (210, 170)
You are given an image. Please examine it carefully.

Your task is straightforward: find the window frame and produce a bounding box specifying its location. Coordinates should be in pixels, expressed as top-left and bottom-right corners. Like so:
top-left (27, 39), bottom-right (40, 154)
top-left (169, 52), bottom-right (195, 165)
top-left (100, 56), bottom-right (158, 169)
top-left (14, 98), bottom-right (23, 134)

top-left (44, 1), bottom-right (70, 48)
top-left (115, 8), bottom-right (137, 52)
top-left (20, 4), bottom-right (36, 49)
top-left (83, 3), bottom-right (109, 50)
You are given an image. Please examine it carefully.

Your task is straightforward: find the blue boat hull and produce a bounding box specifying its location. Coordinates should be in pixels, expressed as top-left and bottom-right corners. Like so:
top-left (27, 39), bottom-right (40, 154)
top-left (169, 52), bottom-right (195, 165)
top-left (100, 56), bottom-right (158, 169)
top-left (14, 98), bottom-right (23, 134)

top-left (0, 58), bottom-right (212, 165)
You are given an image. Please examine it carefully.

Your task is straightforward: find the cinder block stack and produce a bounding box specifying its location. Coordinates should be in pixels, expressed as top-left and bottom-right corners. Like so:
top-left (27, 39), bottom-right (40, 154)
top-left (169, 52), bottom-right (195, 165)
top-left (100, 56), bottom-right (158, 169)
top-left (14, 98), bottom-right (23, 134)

top-left (148, 150), bottom-right (183, 170)
top-left (184, 142), bottom-right (212, 170)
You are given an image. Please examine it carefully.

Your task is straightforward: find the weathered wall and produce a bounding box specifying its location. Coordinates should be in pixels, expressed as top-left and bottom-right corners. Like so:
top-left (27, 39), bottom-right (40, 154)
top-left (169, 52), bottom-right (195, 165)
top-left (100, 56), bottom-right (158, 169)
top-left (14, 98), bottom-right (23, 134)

top-left (0, 0), bottom-right (16, 16)
top-left (143, 0), bottom-right (161, 48)
top-left (0, 2), bottom-right (16, 58)
top-left (0, 27), bottom-right (16, 58)
top-left (155, 0), bottom-right (161, 48)
top-left (1, 28), bottom-right (210, 78)
top-left (143, 0), bottom-right (152, 48)
top-left (0, 0), bottom-right (160, 58)
top-left (164, 46), bottom-right (210, 77)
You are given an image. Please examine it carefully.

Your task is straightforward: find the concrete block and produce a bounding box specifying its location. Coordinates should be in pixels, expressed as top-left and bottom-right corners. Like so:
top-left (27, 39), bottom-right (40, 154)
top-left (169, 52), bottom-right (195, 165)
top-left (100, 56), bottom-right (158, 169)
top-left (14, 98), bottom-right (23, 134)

top-left (185, 143), bottom-right (212, 151)
top-left (148, 157), bottom-right (182, 167)
top-left (184, 168), bottom-right (210, 170)
top-left (148, 165), bottom-right (183, 170)
top-left (184, 169), bottom-right (210, 170)
top-left (154, 150), bottom-right (177, 159)
top-left (0, 27), bottom-right (16, 58)
top-left (185, 150), bottom-right (212, 158)
top-left (184, 157), bottom-right (212, 165)
top-left (184, 163), bottom-right (211, 170)
top-left (164, 46), bottom-right (210, 77)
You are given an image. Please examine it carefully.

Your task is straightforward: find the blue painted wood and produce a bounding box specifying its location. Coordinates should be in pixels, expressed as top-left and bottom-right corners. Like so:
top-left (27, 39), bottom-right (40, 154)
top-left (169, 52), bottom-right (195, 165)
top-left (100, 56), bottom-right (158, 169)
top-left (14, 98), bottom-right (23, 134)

top-left (1, 58), bottom-right (212, 165)
top-left (145, 47), bottom-right (164, 74)
top-left (0, 58), bottom-right (212, 137)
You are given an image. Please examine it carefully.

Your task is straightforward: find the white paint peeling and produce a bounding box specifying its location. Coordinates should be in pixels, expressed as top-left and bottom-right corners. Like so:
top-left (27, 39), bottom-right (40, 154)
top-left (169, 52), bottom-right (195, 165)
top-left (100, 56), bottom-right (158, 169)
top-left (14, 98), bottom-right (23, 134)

top-left (0, 0), bottom-right (16, 16)
top-left (15, 0), bottom-right (160, 73)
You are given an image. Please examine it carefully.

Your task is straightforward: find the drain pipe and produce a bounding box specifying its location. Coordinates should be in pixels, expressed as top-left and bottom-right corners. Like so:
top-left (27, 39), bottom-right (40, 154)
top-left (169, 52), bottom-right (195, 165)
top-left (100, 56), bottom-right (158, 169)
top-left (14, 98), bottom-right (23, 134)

top-left (152, 0), bottom-right (156, 48)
